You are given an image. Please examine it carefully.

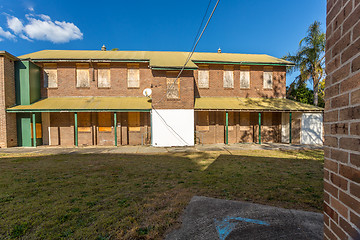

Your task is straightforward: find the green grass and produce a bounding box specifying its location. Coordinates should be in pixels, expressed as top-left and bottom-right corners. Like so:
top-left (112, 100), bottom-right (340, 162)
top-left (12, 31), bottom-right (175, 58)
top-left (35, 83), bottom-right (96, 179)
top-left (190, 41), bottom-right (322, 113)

top-left (0, 149), bottom-right (323, 239)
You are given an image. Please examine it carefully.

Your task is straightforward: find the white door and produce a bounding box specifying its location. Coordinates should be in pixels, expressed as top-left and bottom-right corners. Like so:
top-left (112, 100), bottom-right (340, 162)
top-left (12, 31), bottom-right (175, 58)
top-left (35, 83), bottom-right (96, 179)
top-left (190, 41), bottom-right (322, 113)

top-left (301, 113), bottom-right (323, 145)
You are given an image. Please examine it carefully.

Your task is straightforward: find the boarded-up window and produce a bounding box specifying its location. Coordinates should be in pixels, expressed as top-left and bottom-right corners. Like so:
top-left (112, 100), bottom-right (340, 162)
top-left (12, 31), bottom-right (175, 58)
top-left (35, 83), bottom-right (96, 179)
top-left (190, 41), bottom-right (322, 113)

top-left (43, 63), bottom-right (57, 88)
top-left (240, 66), bottom-right (250, 89)
top-left (166, 73), bottom-right (180, 99)
top-left (198, 65), bottom-right (209, 88)
top-left (98, 112), bottom-right (112, 132)
top-left (128, 112), bottom-right (140, 132)
top-left (127, 64), bottom-right (140, 88)
top-left (97, 63), bottom-right (110, 88)
top-left (197, 111), bottom-right (209, 131)
top-left (78, 112), bottom-right (91, 132)
top-left (31, 123), bottom-right (42, 138)
top-left (263, 67), bottom-right (273, 89)
top-left (223, 66), bottom-right (234, 88)
top-left (76, 63), bottom-right (90, 88)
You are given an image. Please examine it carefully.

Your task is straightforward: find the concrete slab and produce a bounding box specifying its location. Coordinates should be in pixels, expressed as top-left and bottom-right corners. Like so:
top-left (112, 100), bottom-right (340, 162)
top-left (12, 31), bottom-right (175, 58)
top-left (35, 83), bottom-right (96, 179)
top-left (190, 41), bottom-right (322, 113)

top-left (166, 196), bottom-right (323, 240)
top-left (0, 143), bottom-right (323, 155)
top-left (106, 146), bottom-right (140, 154)
top-left (166, 147), bottom-right (198, 153)
top-left (137, 146), bottom-right (168, 154)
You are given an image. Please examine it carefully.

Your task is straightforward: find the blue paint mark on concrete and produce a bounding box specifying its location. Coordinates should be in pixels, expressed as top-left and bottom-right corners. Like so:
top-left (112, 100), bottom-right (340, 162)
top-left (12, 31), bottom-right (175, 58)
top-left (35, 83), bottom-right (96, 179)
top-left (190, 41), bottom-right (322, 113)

top-left (214, 216), bottom-right (270, 240)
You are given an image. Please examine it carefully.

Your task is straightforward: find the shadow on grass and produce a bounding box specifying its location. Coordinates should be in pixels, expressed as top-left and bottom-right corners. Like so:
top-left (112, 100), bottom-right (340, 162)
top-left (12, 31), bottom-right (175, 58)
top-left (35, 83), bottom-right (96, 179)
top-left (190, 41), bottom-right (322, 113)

top-left (0, 150), bottom-right (323, 239)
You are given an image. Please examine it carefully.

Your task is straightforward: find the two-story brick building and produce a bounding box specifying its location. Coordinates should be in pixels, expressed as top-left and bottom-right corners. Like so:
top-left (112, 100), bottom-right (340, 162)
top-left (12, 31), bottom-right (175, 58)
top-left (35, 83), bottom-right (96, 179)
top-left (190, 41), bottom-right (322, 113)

top-left (0, 49), bottom-right (323, 148)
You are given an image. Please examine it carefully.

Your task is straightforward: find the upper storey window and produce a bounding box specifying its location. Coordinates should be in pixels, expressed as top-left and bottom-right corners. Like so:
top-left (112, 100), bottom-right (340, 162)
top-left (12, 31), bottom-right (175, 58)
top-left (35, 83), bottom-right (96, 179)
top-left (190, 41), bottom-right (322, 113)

top-left (43, 63), bottom-right (57, 88)
top-left (263, 66), bottom-right (273, 89)
top-left (76, 63), bottom-right (90, 88)
top-left (198, 65), bottom-right (209, 88)
top-left (97, 63), bottom-right (111, 88)
top-left (127, 63), bottom-right (140, 88)
top-left (166, 71), bottom-right (180, 99)
top-left (240, 66), bottom-right (250, 89)
top-left (223, 65), bottom-right (234, 88)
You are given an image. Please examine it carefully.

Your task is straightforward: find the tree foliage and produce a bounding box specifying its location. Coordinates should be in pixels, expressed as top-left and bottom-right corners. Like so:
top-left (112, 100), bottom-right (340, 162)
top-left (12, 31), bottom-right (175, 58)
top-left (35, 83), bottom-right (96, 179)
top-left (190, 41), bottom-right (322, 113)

top-left (286, 78), bottom-right (325, 108)
top-left (283, 21), bottom-right (325, 106)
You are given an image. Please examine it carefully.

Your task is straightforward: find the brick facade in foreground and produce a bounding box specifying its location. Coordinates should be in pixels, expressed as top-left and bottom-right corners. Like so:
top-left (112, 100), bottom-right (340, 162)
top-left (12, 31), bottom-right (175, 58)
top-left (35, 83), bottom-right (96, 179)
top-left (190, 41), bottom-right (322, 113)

top-left (0, 54), bottom-right (17, 148)
top-left (324, 0), bottom-right (360, 239)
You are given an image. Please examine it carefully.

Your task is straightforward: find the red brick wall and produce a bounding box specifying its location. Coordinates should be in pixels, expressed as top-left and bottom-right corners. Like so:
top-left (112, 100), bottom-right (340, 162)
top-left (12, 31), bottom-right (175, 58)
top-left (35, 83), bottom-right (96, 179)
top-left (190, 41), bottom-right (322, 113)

top-left (0, 56), bottom-right (17, 148)
top-left (151, 70), bottom-right (194, 109)
top-left (39, 62), bottom-right (152, 98)
top-left (194, 65), bottom-right (286, 98)
top-left (324, 0), bottom-right (360, 239)
top-left (38, 62), bottom-right (195, 110)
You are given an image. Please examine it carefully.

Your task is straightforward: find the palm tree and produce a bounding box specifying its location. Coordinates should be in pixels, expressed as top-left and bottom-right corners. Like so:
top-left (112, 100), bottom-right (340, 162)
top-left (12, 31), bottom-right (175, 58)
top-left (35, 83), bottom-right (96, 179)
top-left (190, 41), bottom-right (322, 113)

top-left (284, 21), bottom-right (325, 106)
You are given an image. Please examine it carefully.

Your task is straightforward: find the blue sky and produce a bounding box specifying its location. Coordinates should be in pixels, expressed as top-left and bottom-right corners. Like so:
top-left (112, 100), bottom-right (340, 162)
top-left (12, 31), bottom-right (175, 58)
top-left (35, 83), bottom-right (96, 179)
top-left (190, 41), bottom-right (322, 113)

top-left (0, 0), bottom-right (326, 86)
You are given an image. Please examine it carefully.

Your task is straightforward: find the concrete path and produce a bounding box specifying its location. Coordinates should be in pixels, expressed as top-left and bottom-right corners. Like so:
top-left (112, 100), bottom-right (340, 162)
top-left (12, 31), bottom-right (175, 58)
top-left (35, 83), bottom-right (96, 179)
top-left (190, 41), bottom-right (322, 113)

top-left (0, 143), bottom-right (322, 155)
top-left (166, 196), bottom-right (323, 240)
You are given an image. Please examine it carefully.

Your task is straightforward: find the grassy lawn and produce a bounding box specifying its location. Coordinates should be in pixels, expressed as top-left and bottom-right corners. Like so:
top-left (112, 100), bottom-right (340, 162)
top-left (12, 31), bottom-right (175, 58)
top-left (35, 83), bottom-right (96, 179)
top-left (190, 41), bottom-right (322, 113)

top-left (0, 149), bottom-right (323, 239)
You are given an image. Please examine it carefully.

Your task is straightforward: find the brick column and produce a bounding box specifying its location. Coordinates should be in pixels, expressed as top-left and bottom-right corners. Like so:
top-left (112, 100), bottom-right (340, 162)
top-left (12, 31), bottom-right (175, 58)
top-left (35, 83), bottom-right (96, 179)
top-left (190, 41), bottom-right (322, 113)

top-left (0, 53), bottom-right (17, 148)
top-left (324, 0), bottom-right (360, 239)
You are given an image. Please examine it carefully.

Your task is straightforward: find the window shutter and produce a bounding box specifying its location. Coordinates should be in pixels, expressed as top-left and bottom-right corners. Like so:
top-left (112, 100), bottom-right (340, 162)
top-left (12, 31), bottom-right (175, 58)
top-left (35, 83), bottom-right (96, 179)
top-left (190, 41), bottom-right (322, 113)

top-left (223, 66), bottom-right (234, 88)
top-left (166, 77), bottom-right (180, 99)
top-left (128, 112), bottom-right (141, 132)
top-left (43, 63), bottom-right (57, 88)
top-left (263, 67), bottom-right (273, 89)
top-left (98, 68), bottom-right (110, 88)
top-left (240, 66), bottom-right (250, 89)
top-left (198, 66), bottom-right (209, 88)
top-left (197, 111), bottom-right (209, 131)
top-left (127, 64), bottom-right (140, 88)
top-left (76, 64), bottom-right (90, 88)
top-left (98, 112), bottom-right (112, 132)
top-left (78, 112), bottom-right (91, 132)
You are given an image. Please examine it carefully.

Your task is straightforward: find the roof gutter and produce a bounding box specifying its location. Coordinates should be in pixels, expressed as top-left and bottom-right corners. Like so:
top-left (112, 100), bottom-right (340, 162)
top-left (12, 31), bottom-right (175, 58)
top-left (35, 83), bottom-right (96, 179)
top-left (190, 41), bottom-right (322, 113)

top-left (192, 61), bottom-right (294, 67)
top-left (194, 109), bottom-right (323, 112)
top-left (6, 109), bottom-right (151, 113)
top-left (150, 67), bottom-right (198, 71)
top-left (20, 58), bottom-right (150, 63)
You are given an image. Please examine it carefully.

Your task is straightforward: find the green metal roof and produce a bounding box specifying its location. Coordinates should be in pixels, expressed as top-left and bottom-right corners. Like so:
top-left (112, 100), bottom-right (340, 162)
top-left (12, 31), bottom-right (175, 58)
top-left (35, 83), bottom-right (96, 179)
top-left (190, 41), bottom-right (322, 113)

top-left (194, 97), bottom-right (324, 112)
top-left (6, 97), bottom-right (151, 112)
top-left (18, 50), bottom-right (293, 69)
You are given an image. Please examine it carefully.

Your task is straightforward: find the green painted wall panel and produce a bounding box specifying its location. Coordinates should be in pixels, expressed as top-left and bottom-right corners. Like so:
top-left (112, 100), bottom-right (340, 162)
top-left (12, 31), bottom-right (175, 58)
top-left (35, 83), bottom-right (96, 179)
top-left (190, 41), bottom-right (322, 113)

top-left (17, 113), bottom-right (32, 147)
top-left (15, 61), bottom-right (30, 105)
top-left (15, 60), bottom-right (41, 105)
top-left (29, 62), bottom-right (41, 104)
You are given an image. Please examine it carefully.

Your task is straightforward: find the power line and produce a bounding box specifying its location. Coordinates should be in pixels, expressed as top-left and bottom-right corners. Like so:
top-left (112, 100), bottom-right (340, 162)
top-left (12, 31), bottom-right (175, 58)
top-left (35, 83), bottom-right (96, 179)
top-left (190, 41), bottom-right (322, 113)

top-left (151, 0), bottom-right (220, 146)
top-left (153, 0), bottom-right (220, 104)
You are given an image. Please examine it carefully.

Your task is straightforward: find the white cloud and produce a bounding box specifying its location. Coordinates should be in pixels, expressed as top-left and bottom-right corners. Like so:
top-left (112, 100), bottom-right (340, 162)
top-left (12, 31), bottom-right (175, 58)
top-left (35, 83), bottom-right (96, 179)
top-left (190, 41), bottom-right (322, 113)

top-left (3, 13), bottom-right (83, 43)
top-left (28, 7), bottom-right (34, 12)
top-left (7, 16), bottom-right (23, 34)
top-left (0, 26), bottom-right (15, 40)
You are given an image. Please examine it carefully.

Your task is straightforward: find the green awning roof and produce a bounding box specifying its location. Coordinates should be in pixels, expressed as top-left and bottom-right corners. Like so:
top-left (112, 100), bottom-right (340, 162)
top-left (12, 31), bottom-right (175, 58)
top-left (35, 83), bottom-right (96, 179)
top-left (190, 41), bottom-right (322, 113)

top-left (194, 97), bottom-right (323, 112)
top-left (6, 97), bottom-right (152, 112)
top-left (18, 50), bottom-right (294, 69)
